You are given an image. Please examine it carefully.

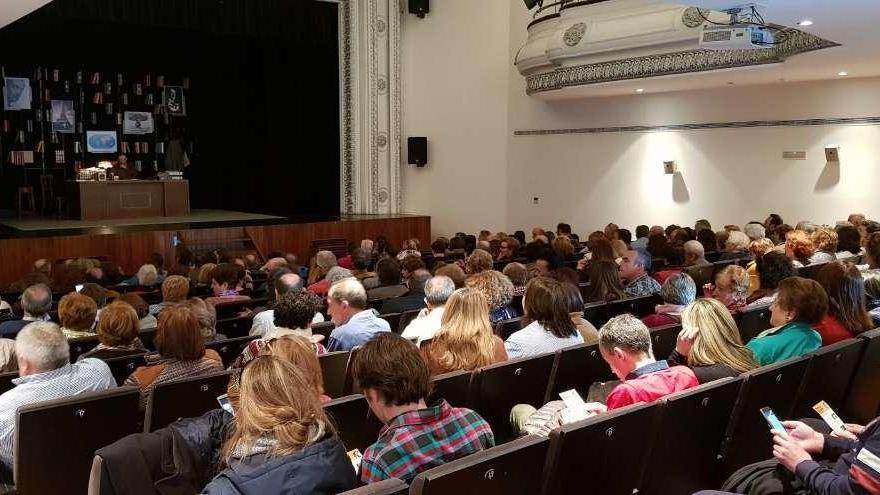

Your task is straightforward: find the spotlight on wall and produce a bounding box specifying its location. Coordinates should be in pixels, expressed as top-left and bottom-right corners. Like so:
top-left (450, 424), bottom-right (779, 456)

top-left (824, 144), bottom-right (840, 163)
top-left (663, 160), bottom-right (678, 175)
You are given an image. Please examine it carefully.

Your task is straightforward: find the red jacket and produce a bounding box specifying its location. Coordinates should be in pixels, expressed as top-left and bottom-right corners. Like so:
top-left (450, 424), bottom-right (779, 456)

top-left (814, 315), bottom-right (854, 346)
top-left (606, 361), bottom-right (699, 410)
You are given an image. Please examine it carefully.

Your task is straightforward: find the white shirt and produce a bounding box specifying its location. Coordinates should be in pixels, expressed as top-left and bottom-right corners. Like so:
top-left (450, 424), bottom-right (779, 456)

top-left (0, 358), bottom-right (116, 468)
top-left (400, 307), bottom-right (446, 345)
top-left (249, 309), bottom-right (324, 337)
top-left (504, 320), bottom-right (583, 360)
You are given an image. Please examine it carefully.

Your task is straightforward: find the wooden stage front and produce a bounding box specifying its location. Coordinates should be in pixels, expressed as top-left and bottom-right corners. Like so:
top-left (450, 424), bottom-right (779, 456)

top-left (0, 212), bottom-right (430, 288)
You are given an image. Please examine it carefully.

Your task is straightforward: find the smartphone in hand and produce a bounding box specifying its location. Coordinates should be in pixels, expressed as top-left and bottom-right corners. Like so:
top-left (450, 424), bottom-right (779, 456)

top-left (760, 406), bottom-right (786, 436)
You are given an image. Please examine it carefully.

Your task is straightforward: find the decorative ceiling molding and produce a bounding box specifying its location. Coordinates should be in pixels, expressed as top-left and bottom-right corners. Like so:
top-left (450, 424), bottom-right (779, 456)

top-left (525, 28), bottom-right (839, 95)
top-left (513, 116), bottom-right (880, 136)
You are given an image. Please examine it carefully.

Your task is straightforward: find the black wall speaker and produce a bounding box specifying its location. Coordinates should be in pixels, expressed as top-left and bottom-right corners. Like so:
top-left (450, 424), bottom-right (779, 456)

top-left (408, 137), bottom-right (428, 167)
top-left (409, 0), bottom-right (429, 18)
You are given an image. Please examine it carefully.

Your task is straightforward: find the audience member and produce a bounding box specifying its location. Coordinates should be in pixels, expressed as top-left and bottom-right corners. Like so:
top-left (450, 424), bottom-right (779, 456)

top-left (464, 249), bottom-right (493, 276)
top-left (512, 314), bottom-right (698, 437)
top-left (204, 353), bottom-right (356, 493)
top-left (746, 277), bottom-right (825, 365)
top-left (746, 238), bottom-right (776, 294)
top-left (785, 230), bottom-right (816, 268)
top-left (715, 230), bottom-right (730, 254)
top-left (118, 293), bottom-right (157, 330)
top-left (399, 256), bottom-right (427, 283)
top-left (560, 282), bottom-right (598, 344)
top-left (586, 260), bottom-right (626, 303)
top-left (421, 288), bottom-right (507, 374)
top-left (696, 228), bottom-right (719, 253)
top-left (497, 237), bottom-right (520, 261)
top-left (124, 305), bottom-right (223, 408)
top-left (618, 228), bottom-right (632, 247)
top-left (683, 240), bottom-right (711, 267)
top-left (434, 263), bottom-right (466, 289)
top-left (401, 276), bottom-right (455, 345)
top-left (196, 263), bottom-right (217, 286)
top-left (502, 262), bottom-right (530, 297)
top-left (327, 279), bottom-right (390, 352)
top-left (632, 225), bottom-right (650, 250)
top-left (381, 269), bottom-right (431, 314)
top-left (0, 322), bottom-right (115, 469)
top-left (705, 265), bottom-right (750, 311)
top-left (747, 252), bottom-right (795, 306)
top-left (78, 301), bottom-right (146, 360)
top-left (122, 263), bottom-right (160, 287)
top-left (0, 284), bottom-right (51, 336)
top-left (867, 232), bottom-right (880, 270)
top-left (58, 292), bottom-right (97, 339)
top-left (250, 273), bottom-right (324, 338)
top-left (353, 333), bottom-right (494, 484)
top-left (764, 213), bottom-right (784, 235)
top-left (367, 258), bottom-right (409, 301)
top-left (396, 238), bottom-right (421, 260)
top-left (668, 299), bottom-right (757, 383)
top-left (809, 227), bottom-right (838, 265)
top-left (773, 223), bottom-right (794, 246)
top-left (182, 297), bottom-right (227, 344)
top-left (206, 263), bottom-right (250, 306)
top-left (813, 261), bottom-right (874, 345)
top-left (719, 231), bottom-right (751, 261)
top-left (149, 275), bottom-right (190, 316)
top-left (694, 219), bottom-right (712, 233)
top-left (835, 224), bottom-right (863, 259)
top-left (642, 273), bottom-right (696, 328)
top-left (619, 250), bottom-right (661, 298)
top-left (743, 222), bottom-right (766, 242)
top-left (505, 277), bottom-right (583, 358)
top-left (351, 248), bottom-right (379, 289)
top-left (307, 250), bottom-right (338, 288)
top-left (465, 270), bottom-right (519, 323)
top-left (553, 236), bottom-right (576, 260)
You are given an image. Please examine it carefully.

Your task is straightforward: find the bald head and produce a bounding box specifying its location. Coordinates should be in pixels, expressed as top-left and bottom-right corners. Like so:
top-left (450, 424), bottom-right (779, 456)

top-left (34, 259), bottom-right (51, 275)
top-left (262, 257), bottom-right (288, 272)
top-left (275, 273), bottom-right (303, 297)
top-left (409, 269), bottom-right (432, 293)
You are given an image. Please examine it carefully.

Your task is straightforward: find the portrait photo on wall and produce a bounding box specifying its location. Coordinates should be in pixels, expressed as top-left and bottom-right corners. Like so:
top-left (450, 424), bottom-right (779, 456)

top-left (4, 77), bottom-right (32, 111)
top-left (51, 100), bottom-right (76, 133)
top-left (123, 111), bottom-right (155, 135)
top-left (86, 130), bottom-right (118, 153)
top-left (163, 86), bottom-right (186, 116)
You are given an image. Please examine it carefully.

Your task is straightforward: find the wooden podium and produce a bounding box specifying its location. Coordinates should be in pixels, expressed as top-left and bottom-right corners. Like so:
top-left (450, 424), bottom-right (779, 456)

top-left (68, 180), bottom-right (190, 221)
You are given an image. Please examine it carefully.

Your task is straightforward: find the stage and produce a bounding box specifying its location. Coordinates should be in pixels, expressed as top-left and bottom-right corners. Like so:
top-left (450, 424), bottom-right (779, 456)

top-left (0, 211), bottom-right (431, 288)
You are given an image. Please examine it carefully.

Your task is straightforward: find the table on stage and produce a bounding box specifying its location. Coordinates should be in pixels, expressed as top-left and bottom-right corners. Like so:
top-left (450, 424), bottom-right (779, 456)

top-left (68, 180), bottom-right (190, 221)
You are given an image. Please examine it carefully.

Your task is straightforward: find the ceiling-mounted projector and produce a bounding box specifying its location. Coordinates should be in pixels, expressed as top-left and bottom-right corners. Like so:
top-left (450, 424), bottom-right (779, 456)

top-left (700, 24), bottom-right (775, 50)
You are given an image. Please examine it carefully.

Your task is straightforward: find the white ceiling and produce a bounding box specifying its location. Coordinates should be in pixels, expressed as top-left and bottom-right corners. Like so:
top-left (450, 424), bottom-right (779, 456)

top-left (0, 0), bottom-right (51, 29)
top-left (542, 0), bottom-right (880, 98)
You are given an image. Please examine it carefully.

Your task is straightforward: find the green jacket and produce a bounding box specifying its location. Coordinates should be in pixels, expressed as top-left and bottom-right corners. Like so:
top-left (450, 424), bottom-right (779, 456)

top-left (746, 321), bottom-right (822, 366)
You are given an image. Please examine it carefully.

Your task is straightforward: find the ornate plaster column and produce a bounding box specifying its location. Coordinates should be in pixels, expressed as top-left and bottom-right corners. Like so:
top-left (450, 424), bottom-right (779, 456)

top-left (339, 0), bottom-right (403, 214)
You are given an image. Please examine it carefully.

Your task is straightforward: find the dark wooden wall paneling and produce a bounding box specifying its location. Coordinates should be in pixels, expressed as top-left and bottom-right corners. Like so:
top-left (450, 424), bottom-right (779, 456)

top-left (0, 216), bottom-right (430, 287)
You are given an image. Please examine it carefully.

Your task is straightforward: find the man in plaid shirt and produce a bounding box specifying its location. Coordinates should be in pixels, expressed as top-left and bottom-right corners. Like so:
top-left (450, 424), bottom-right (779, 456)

top-left (352, 333), bottom-right (495, 484)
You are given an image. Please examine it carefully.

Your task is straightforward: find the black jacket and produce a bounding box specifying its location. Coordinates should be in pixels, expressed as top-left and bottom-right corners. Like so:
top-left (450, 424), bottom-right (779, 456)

top-left (201, 435), bottom-right (357, 494)
top-left (379, 290), bottom-right (427, 314)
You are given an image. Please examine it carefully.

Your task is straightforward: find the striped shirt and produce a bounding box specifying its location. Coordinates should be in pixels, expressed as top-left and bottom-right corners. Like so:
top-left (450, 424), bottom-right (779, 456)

top-left (0, 359), bottom-right (116, 468)
top-left (504, 320), bottom-right (583, 359)
top-left (360, 400), bottom-right (495, 484)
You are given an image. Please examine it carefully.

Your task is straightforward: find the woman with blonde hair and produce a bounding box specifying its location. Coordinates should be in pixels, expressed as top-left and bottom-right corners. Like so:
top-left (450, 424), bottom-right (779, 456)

top-left (669, 298), bottom-right (758, 383)
top-left (552, 236), bottom-right (575, 259)
top-left (746, 238), bottom-right (775, 294)
top-left (197, 263), bottom-right (217, 286)
top-left (705, 265), bottom-right (750, 311)
top-left (421, 288), bottom-right (507, 374)
top-left (204, 355), bottom-right (356, 493)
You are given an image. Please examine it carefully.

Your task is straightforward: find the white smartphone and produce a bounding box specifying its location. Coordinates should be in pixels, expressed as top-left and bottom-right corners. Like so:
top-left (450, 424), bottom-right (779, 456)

top-left (760, 407), bottom-right (787, 436)
top-left (75, 284), bottom-right (84, 293)
top-left (217, 394), bottom-right (234, 416)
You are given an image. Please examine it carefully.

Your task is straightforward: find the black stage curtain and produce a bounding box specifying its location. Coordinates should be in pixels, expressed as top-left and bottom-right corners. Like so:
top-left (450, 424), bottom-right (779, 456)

top-left (0, 0), bottom-right (340, 217)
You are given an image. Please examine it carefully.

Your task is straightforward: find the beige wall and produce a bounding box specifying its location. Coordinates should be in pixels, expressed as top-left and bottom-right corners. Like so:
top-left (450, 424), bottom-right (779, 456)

top-left (401, 0), bottom-right (511, 237)
top-left (401, 0), bottom-right (880, 238)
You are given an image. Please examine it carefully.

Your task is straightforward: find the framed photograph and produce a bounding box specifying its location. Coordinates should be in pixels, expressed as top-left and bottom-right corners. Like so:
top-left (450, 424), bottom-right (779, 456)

top-left (86, 131), bottom-right (118, 154)
top-left (123, 111), bottom-right (155, 135)
top-left (163, 86), bottom-right (186, 116)
top-left (51, 100), bottom-right (76, 133)
top-left (4, 77), bottom-right (32, 111)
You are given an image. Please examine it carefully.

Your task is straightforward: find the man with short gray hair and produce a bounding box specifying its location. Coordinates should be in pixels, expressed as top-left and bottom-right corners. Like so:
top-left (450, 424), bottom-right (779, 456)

top-left (327, 279), bottom-right (390, 351)
top-left (743, 222), bottom-right (767, 242)
top-left (599, 314), bottom-right (698, 410)
top-left (380, 269), bottom-right (431, 314)
top-left (0, 322), bottom-right (115, 469)
top-left (401, 275), bottom-right (455, 344)
top-left (682, 240), bottom-right (711, 267)
top-left (250, 273), bottom-right (324, 338)
top-left (0, 284), bottom-right (52, 337)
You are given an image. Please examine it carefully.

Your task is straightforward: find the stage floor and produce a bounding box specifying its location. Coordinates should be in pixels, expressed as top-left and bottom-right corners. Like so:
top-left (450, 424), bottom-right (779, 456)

top-left (0, 209), bottom-right (285, 237)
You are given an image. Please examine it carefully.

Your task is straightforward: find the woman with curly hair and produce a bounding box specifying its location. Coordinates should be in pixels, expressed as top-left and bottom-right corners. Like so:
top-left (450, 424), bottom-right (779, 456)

top-left (785, 230), bottom-right (816, 268)
top-left (809, 227), bottom-right (838, 265)
top-left (465, 270), bottom-right (520, 323)
top-left (464, 249), bottom-right (494, 275)
top-left (421, 288), bottom-right (507, 374)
